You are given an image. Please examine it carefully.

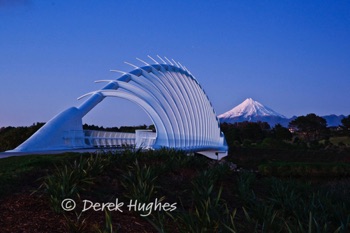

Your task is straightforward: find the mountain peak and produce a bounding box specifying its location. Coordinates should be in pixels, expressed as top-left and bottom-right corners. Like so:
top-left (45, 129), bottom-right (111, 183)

top-left (218, 98), bottom-right (286, 119)
top-left (242, 98), bottom-right (257, 106)
top-left (218, 98), bottom-right (345, 127)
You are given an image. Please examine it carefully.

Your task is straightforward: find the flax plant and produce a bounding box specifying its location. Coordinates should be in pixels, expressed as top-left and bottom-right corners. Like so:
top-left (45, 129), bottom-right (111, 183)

top-left (63, 211), bottom-right (89, 233)
top-left (121, 159), bottom-right (158, 203)
top-left (94, 210), bottom-right (118, 233)
top-left (176, 168), bottom-right (227, 233)
top-left (236, 171), bottom-right (256, 205)
top-left (37, 154), bottom-right (110, 212)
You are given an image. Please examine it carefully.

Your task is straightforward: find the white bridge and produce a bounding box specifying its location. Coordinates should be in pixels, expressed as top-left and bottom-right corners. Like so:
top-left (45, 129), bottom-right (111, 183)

top-left (8, 57), bottom-right (228, 159)
top-left (64, 130), bottom-right (156, 149)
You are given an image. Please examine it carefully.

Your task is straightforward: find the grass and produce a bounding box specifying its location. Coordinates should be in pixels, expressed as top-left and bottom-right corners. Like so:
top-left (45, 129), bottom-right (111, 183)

top-left (228, 146), bottom-right (350, 169)
top-left (121, 159), bottom-right (158, 204)
top-left (259, 162), bottom-right (350, 177)
top-left (330, 136), bottom-right (350, 147)
top-left (0, 149), bottom-right (349, 232)
top-left (0, 153), bottom-right (82, 199)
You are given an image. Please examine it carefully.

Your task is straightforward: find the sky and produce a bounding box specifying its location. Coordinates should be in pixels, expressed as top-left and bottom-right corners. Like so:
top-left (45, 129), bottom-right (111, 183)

top-left (1, 0), bottom-right (350, 127)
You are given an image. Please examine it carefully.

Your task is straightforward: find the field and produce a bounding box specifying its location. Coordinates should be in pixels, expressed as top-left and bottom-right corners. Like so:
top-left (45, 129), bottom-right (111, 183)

top-left (0, 148), bottom-right (349, 233)
top-left (329, 136), bottom-right (350, 147)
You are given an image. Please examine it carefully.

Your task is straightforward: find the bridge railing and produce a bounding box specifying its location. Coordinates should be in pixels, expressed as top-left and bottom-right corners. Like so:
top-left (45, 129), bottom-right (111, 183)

top-left (62, 129), bottom-right (157, 149)
top-left (63, 130), bottom-right (86, 148)
top-left (135, 130), bottom-right (156, 149)
top-left (83, 130), bottom-right (136, 147)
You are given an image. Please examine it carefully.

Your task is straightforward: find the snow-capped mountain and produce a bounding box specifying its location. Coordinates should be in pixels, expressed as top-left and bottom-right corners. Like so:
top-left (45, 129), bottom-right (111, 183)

top-left (218, 98), bottom-right (290, 126)
top-left (218, 98), bottom-right (346, 127)
top-left (218, 98), bottom-right (285, 119)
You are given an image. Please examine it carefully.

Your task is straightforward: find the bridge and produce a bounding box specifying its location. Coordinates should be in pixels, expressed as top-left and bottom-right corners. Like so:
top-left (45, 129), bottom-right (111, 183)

top-left (7, 57), bottom-right (228, 159)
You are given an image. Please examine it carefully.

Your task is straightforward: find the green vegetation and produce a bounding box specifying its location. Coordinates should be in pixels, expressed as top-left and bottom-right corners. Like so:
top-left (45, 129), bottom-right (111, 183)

top-left (1, 115), bottom-right (350, 231)
top-left (36, 154), bottom-right (111, 213)
top-left (289, 113), bottom-right (328, 142)
top-left (121, 159), bottom-right (158, 204)
top-left (82, 123), bottom-right (154, 133)
top-left (259, 162), bottom-right (350, 177)
top-left (0, 152), bottom-right (81, 198)
top-left (2, 113), bottom-right (350, 153)
top-left (0, 123), bottom-right (154, 152)
top-left (329, 136), bottom-right (350, 147)
top-left (221, 114), bottom-right (350, 151)
top-left (341, 115), bottom-right (350, 133)
top-left (0, 122), bottom-right (44, 151)
top-left (0, 149), bottom-right (349, 232)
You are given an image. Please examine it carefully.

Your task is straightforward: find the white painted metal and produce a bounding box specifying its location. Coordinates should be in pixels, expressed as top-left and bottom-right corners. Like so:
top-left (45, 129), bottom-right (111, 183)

top-left (9, 57), bottom-right (228, 159)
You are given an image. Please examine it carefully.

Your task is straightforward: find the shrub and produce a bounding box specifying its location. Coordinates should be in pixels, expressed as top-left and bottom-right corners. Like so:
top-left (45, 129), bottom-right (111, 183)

top-left (258, 162), bottom-right (350, 177)
top-left (37, 154), bottom-right (109, 212)
top-left (236, 171), bottom-right (256, 204)
top-left (121, 159), bottom-right (158, 203)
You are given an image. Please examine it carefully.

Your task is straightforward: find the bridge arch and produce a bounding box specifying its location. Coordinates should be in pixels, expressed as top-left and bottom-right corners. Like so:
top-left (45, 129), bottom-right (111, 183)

top-left (11, 58), bottom-right (228, 159)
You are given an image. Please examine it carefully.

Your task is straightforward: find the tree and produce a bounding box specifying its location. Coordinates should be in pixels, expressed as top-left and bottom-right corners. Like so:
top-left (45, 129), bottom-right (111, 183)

top-left (272, 124), bottom-right (292, 141)
top-left (220, 122), bottom-right (242, 147)
top-left (288, 113), bottom-right (328, 142)
top-left (0, 123), bottom-right (44, 152)
top-left (220, 121), bottom-right (271, 146)
top-left (240, 121), bottom-right (268, 142)
top-left (341, 115), bottom-right (350, 130)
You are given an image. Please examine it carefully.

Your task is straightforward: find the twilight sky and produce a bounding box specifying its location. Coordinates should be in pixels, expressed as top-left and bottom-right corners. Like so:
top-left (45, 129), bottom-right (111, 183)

top-left (1, 0), bottom-right (350, 127)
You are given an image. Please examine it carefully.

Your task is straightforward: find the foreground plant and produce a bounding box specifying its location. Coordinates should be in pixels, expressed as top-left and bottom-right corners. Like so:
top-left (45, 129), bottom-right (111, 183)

top-left (36, 154), bottom-right (109, 212)
top-left (175, 168), bottom-right (227, 233)
top-left (94, 210), bottom-right (118, 233)
top-left (176, 188), bottom-right (225, 233)
top-left (236, 171), bottom-right (256, 205)
top-left (121, 159), bottom-right (158, 203)
top-left (63, 211), bottom-right (89, 233)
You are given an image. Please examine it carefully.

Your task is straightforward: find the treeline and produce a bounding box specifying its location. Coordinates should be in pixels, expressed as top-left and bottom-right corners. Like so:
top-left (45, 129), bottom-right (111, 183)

top-left (0, 123), bottom-right (45, 152)
top-left (82, 123), bottom-right (155, 133)
top-left (1, 113), bottom-right (349, 152)
top-left (220, 122), bottom-right (293, 149)
top-left (221, 113), bottom-right (350, 150)
top-left (0, 123), bottom-right (156, 152)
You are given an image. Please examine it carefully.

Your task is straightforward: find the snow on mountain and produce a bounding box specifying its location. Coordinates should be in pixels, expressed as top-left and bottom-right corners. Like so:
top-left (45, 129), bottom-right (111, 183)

top-left (218, 98), bottom-right (346, 127)
top-left (218, 98), bottom-right (289, 126)
top-left (218, 98), bottom-right (286, 119)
